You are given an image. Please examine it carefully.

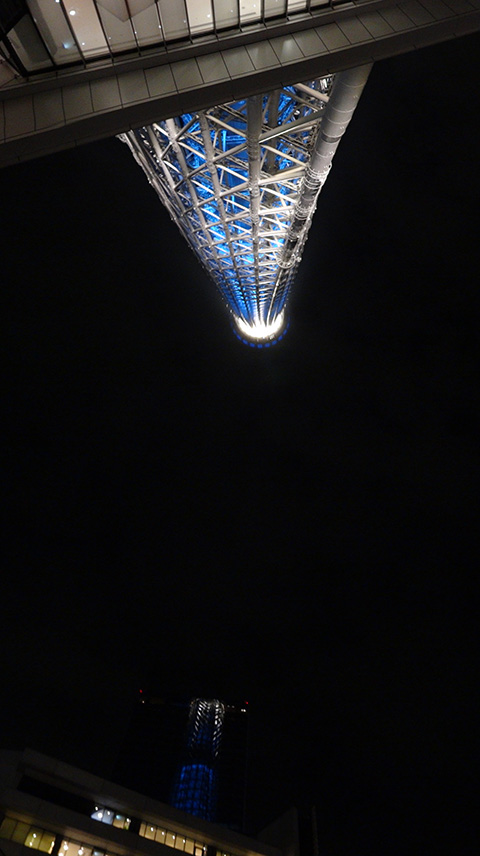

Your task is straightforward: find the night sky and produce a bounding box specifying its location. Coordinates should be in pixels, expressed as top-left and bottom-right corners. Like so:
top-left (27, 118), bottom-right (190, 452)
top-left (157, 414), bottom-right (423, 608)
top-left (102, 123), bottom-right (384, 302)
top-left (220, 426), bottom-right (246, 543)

top-left (2, 33), bottom-right (478, 856)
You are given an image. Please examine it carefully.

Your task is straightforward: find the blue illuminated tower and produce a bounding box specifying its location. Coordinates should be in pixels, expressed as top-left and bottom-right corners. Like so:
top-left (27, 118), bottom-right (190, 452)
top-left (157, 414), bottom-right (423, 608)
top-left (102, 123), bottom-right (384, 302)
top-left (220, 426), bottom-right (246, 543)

top-left (170, 699), bottom-right (224, 822)
top-left (119, 65), bottom-right (371, 345)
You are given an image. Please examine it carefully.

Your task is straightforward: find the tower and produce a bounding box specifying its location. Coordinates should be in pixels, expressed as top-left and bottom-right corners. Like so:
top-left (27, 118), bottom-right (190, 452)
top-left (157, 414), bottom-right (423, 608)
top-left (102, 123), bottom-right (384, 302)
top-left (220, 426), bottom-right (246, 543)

top-left (170, 699), bottom-right (248, 830)
top-left (119, 64), bottom-right (371, 344)
top-left (113, 694), bottom-right (248, 830)
top-left (171, 699), bottom-right (224, 822)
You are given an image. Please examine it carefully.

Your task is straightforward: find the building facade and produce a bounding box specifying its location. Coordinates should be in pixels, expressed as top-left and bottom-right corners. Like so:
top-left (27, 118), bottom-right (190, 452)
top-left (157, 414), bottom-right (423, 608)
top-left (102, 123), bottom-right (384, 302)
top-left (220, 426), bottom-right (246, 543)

top-left (2, 2), bottom-right (479, 169)
top-left (0, 749), bottom-right (290, 856)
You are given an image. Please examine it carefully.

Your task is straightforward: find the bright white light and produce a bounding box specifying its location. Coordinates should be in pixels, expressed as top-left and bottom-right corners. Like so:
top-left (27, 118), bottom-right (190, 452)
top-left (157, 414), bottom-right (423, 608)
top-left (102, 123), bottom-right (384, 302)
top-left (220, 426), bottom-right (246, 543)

top-left (234, 309), bottom-right (285, 342)
top-left (69, 9), bottom-right (76, 15)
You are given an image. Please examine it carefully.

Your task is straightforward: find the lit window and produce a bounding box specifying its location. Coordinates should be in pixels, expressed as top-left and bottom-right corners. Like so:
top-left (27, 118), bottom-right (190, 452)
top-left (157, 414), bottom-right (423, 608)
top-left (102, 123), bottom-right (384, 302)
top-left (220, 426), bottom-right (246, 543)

top-left (1, 823), bottom-right (54, 854)
top-left (143, 825), bottom-right (155, 841)
top-left (91, 807), bottom-right (104, 822)
top-left (25, 831), bottom-right (39, 849)
top-left (11, 822), bottom-right (30, 844)
top-left (0, 817), bottom-right (17, 839)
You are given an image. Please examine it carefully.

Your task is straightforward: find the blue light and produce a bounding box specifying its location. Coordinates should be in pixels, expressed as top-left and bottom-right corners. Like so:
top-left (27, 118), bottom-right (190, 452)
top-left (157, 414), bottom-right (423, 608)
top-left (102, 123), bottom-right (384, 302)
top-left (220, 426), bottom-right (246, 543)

top-left (171, 764), bottom-right (217, 821)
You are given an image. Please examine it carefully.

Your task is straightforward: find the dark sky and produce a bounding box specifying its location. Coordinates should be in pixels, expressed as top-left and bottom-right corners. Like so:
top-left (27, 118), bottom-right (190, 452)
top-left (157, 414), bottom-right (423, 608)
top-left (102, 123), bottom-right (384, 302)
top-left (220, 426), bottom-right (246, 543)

top-left (2, 33), bottom-right (478, 856)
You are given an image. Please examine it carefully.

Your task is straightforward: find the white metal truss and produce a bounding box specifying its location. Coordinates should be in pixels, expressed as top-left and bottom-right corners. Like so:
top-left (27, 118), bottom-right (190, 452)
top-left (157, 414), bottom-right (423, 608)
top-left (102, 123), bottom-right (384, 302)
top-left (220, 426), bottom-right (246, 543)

top-left (120, 64), bottom-right (371, 343)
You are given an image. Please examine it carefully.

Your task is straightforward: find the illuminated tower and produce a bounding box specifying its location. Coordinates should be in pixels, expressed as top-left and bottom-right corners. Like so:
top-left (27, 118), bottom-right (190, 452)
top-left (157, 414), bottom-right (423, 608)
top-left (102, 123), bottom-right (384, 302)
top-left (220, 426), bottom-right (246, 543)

top-left (171, 699), bottom-right (224, 822)
top-left (119, 64), bottom-right (371, 345)
top-left (114, 694), bottom-right (248, 829)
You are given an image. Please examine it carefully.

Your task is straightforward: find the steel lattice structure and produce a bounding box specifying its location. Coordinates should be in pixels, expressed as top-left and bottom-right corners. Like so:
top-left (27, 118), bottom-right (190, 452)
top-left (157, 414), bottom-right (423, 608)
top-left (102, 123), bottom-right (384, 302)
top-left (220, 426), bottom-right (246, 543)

top-left (120, 64), bottom-right (371, 344)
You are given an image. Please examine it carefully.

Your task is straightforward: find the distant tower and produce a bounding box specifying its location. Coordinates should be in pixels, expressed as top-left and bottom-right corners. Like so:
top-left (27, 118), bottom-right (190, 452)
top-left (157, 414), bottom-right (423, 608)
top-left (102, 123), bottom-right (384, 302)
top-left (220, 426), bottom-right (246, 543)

top-left (113, 694), bottom-right (248, 829)
top-left (119, 65), bottom-right (371, 345)
top-left (171, 699), bottom-right (224, 822)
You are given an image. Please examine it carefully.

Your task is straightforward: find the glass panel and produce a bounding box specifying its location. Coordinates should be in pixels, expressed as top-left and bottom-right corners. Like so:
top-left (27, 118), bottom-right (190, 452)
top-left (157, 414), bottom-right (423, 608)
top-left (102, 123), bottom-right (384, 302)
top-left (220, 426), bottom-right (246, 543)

top-left (62, 0), bottom-right (108, 57)
top-left (185, 0), bottom-right (213, 35)
top-left (77, 845), bottom-right (93, 856)
top-left (310, 0), bottom-right (330, 7)
top-left (131, 4), bottom-right (162, 48)
top-left (38, 831), bottom-right (56, 854)
top-left (184, 840), bottom-right (194, 854)
top-left (25, 829), bottom-right (43, 849)
top-left (95, 1), bottom-right (137, 53)
top-left (175, 838), bottom-right (185, 851)
top-left (27, 0), bottom-right (81, 64)
top-left (158, 0), bottom-right (188, 41)
top-left (11, 820), bottom-right (30, 844)
top-left (287, 0), bottom-right (307, 10)
top-left (0, 817), bottom-right (17, 839)
top-left (8, 15), bottom-right (52, 70)
top-left (145, 825), bottom-right (156, 840)
top-left (154, 828), bottom-right (166, 843)
top-left (239, 0), bottom-right (259, 25)
top-left (11, 822), bottom-right (31, 844)
top-left (91, 808), bottom-right (104, 822)
top-left (102, 810), bottom-right (114, 826)
top-left (165, 833), bottom-right (176, 848)
top-left (264, 0), bottom-right (286, 17)
top-left (213, 0), bottom-right (238, 29)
